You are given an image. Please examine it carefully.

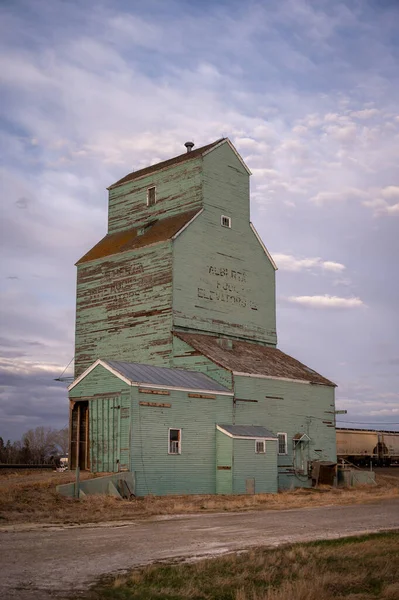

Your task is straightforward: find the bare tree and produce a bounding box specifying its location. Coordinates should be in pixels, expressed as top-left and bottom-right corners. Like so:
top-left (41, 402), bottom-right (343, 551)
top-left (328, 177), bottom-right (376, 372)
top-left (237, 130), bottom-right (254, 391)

top-left (22, 427), bottom-right (58, 464)
top-left (54, 427), bottom-right (69, 456)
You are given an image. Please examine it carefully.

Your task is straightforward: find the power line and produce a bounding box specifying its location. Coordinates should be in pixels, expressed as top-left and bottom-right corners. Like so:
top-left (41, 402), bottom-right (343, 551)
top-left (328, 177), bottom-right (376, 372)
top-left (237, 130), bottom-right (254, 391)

top-left (287, 413), bottom-right (399, 427)
top-left (337, 420), bottom-right (399, 425)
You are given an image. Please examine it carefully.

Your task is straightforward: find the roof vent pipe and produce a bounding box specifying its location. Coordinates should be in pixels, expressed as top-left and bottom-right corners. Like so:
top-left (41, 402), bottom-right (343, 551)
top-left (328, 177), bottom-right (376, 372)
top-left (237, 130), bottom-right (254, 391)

top-left (184, 141), bottom-right (195, 153)
top-left (217, 338), bottom-right (233, 350)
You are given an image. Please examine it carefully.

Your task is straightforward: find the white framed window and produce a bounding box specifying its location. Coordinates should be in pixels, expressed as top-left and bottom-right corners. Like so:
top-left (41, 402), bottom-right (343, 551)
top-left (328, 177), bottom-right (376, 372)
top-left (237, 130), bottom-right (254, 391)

top-left (255, 439), bottom-right (266, 454)
top-left (147, 186), bottom-right (156, 207)
top-left (277, 433), bottom-right (288, 455)
top-left (168, 428), bottom-right (181, 454)
top-left (221, 215), bottom-right (231, 228)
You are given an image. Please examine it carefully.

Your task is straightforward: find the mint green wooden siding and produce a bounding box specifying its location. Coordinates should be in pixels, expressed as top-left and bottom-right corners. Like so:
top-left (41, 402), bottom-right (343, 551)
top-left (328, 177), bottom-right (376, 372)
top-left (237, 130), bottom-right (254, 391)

top-left (232, 439), bottom-right (278, 494)
top-left (172, 336), bottom-right (233, 390)
top-left (131, 388), bottom-right (233, 496)
top-left (90, 392), bottom-right (132, 473)
top-left (216, 430), bottom-right (277, 495)
top-left (75, 242), bottom-right (173, 377)
top-left (216, 429), bottom-right (233, 494)
top-left (69, 366), bottom-right (132, 473)
top-left (108, 158), bottom-right (203, 234)
top-left (74, 142), bottom-right (278, 379)
top-left (233, 376), bottom-right (336, 489)
top-left (70, 139), bottom-right (336, 494)
top-left (118, 391), bottom-right (131, 472)
top-left (173, 144), bottom-right (276, 344)
top-left (69, 365), bottom-right (129, 398)
top-left (89, 395), bottom-right (121, 472)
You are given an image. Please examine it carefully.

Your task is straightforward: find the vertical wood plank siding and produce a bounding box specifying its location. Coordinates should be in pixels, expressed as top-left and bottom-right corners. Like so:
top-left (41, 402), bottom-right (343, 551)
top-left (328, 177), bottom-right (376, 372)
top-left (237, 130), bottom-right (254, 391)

top-left (90, 396), bottom-right (121, 472)
top-left (108, 159), bottom-right (203, 234)
top-left (75, 242), bottom-right (173, 377)
top-left (69, 366), bottom-right (131, 473)
top-left (233, 376), bottom-right (336, 489)
top-left (173, 143), bottom-right (277, 344)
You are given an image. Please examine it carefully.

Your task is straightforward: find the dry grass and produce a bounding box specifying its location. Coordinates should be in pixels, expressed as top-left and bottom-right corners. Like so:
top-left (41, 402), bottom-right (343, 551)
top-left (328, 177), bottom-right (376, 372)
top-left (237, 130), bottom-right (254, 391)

top-left (83, 531), bottom-right (399, 599)
top-left (0, 469), bottom-right (398, 526)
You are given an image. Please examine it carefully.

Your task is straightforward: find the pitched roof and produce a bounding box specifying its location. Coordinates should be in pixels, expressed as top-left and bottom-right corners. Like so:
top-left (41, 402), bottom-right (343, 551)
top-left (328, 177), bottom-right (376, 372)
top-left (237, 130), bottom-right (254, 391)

top-left (217, 424), bottom-right (277, 439)
top-left (175, 332), bottom-right (335, 387)
top-left (76, 209), bottom-right (200, 265)
top-left (108, 139), bottom-right (226, 189)
top-left (68, 358), bottom-right (232, 394)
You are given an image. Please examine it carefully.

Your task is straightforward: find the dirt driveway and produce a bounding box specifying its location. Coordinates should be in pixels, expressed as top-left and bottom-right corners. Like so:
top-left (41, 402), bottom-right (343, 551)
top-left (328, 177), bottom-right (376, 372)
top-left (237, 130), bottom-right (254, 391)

top-left (1, 497), bottom-right (399, 599)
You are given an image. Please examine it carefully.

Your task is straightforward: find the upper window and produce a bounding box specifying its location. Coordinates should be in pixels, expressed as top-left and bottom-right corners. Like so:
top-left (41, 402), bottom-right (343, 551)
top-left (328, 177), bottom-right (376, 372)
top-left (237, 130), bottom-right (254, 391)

top-left (168, 428), bottom-right (181, 454)
top-left (255, 439), bottom-right (266, 454)
top-left (147, 186), bottom-right (156, 207)
top-left (277, 433), bottom-right (288, 455)
top-left (221, 215), bottom-right (231, 228)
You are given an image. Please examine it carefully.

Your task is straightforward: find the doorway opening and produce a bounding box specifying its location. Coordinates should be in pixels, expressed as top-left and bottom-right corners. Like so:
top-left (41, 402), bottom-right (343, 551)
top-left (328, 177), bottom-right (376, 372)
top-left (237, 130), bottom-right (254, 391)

top-left (70, 401), bottom-right (90, 470)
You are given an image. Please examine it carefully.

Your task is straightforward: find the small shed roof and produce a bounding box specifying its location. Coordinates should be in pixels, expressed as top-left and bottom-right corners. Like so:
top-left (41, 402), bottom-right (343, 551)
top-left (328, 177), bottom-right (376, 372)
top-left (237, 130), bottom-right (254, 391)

top-left (76, 209), bottom-right (200, 265)
top-left (217, 424), bottom-right (277, 439)
top-left (175, 333), bottom-right (335, 387)
top-left (69, 358), bottom-right (233, 395)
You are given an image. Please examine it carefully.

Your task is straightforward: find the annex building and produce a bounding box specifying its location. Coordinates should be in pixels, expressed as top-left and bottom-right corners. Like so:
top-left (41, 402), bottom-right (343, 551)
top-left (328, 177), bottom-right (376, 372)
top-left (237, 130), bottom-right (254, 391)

top-left (68, 138), bottom-right (337, 495)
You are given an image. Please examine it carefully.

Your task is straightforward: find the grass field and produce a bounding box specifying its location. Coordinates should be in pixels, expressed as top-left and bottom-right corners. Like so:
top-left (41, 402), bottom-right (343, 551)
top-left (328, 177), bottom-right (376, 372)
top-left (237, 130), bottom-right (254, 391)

top-left (82, 531), bottom-right (399, 600)
top-left (0, 469), bottom-right (398, 526)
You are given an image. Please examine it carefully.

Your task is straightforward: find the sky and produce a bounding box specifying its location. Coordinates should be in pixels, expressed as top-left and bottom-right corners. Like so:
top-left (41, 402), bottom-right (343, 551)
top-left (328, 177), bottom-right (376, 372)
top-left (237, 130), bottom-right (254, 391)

top-left (1, 0), bottom-right (399, 441)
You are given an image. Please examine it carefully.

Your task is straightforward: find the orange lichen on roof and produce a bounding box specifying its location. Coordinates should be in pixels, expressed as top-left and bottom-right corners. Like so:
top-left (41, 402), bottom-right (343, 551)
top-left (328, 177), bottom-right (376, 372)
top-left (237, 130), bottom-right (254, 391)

top-left (174, 332), bottom-right (335, 387)
top-left (76, 209), bottom-right (200, 265)
top-left (108, 139), bottom-right (225, 189)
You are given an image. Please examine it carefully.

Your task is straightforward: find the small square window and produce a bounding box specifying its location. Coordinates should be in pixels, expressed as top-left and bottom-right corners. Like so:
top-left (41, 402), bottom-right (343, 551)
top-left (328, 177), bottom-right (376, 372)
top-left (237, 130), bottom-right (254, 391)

top-left (147, 186), bottom-right (156, 207)
top-left (221, 215), bottom-right (231, 228)
top-left (255, 440), bottom-right (266, 454)
top-left (168, 428), bottom-right (181, 454)
top-left (277, 433), bottom-right (288, 455)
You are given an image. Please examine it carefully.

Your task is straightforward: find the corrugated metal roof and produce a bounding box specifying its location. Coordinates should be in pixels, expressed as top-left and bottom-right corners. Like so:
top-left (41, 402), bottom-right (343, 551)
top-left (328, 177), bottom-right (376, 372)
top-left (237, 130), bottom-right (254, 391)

top-left (104, 360), bottom-right (232, 393)
top-left (218, 424), bottom-right (277, 439)
top-left (76, 209), bottom-right (199, 265)
top-left (109, 139), bottom-right (226, 189)
top-left (175, 333), bottom-right (335, 387)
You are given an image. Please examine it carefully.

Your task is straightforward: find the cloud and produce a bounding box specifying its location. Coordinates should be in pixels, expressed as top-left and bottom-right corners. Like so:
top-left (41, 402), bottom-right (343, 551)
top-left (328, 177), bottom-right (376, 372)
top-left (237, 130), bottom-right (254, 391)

top-left (0, 358), bottom-right (68, 441)
top-left (310, 188), bottom-right (368, 205)
top-left (1, 0), bottom-right (399, 437)
top-left (363, 197), bottom-right (399, 216)
top-left (273, 254), bottom-right (345, 273)
top-left (384, 203), bottom-right (399, 215)
top-left (287, 295), bottom-right (364, 309)
top-left (381, 186), bottom-right (399, 200)
top-left (350, 108), bottom-right (379, 119)
top-left (325, 123), bottom-right (357, 145)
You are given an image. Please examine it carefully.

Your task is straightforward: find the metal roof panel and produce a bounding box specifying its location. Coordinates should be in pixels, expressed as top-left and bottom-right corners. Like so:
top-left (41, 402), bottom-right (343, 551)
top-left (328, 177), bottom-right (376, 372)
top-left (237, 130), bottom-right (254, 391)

top-left (218, 424), bottom-right (277, 439)
top-left (104, 360), bottom-right (232, 393)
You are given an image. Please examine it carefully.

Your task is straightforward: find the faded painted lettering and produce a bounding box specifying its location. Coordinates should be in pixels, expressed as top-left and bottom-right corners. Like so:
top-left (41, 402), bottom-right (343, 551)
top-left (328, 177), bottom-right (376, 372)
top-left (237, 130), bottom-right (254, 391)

top-left (197, 264), bottom-right (258, 311)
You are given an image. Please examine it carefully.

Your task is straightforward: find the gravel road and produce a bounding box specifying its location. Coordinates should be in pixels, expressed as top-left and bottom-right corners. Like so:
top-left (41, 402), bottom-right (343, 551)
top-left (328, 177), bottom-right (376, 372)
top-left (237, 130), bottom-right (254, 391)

top-left (1, 497), bottom-right (398, 599)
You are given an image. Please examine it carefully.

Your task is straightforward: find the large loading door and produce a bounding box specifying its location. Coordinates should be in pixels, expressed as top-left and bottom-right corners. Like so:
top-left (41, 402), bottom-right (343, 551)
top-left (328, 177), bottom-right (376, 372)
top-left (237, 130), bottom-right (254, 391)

top-left (70, 401), bottom-right (90, 470)
top-left (89, 395), bottom-right (121, 473)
